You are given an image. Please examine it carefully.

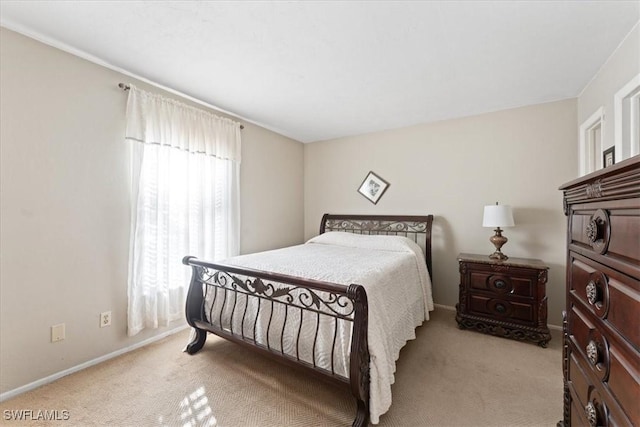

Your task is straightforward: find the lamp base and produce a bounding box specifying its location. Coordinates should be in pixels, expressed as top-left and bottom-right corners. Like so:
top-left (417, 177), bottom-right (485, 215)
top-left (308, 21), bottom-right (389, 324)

top-left (489, 227), bottom-right (509, 261)
top-left (489, 251), bottom-right (509, 261)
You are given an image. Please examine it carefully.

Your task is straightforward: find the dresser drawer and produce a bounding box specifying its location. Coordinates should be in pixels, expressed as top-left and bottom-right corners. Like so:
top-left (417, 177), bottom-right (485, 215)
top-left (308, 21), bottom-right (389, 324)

top-left (568, 306), bottom-right (608, 382)
top-left (568, 353), bottom-right (611, 426)
top-left (568, 306), bottom-right (640, 423)
top-left (608, 346), bottom-right (640, 424)
top-left (569, 252), bottom-right (640, 350)
top-left (569, 202), bottom-right (640, 280)
top-left (568, 352), bottom-right (634, 426)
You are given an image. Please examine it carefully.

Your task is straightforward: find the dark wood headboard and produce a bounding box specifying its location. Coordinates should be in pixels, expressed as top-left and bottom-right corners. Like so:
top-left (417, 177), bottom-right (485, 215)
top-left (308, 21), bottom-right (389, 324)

top-left (319, 213), bottom-right (434, 278)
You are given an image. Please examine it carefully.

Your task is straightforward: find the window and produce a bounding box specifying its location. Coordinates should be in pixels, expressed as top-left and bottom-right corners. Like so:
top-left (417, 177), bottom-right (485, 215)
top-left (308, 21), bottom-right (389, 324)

top-left (614, 73), bottom-right (640, 162)
top-left (579, 107), bottom-right (604, 176)
top-left (124, 86), bottom-right (241, 336)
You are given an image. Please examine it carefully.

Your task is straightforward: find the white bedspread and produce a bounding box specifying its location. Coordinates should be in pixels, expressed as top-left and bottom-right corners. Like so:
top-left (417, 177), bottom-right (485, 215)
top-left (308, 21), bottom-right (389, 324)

top-left (206, 232), bottom-right (433, 424)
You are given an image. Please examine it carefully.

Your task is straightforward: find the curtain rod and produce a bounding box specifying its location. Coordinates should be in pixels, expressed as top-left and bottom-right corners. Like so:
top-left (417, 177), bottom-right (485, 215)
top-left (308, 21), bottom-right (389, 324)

top-left (118, 83), bottom-right (244, 130)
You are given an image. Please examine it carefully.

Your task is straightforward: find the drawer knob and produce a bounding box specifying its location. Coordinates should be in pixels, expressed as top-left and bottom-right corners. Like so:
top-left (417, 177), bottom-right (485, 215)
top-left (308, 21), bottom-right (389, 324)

top-left (586, 219), bottom-right (600, 243)
top-left (495, 280), bottom-right (506, 289)
top-left (586, 280), bottom-right (599, 305)
top-left (585, 402), bottom-right (597, 427)
top-left (586, 340), bottom-right (599, 365)
top-left (585, 209), bottom-right (611, 254)
top-left (495, 303), bottom-right (506, 314)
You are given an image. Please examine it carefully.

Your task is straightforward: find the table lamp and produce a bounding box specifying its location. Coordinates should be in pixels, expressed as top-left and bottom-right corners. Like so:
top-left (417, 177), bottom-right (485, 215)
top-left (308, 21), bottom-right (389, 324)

top-left (483, 202), bottom-right (515, 260)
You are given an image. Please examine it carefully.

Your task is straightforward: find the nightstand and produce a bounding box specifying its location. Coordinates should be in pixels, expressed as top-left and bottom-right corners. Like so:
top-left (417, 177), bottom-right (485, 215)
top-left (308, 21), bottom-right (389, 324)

top-left (456, 253), bottom-right (551, 347)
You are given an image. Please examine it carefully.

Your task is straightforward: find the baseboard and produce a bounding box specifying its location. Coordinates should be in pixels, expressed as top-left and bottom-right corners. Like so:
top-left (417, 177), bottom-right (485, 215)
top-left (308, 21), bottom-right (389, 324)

top-left (0, 325), bottom-right (189, 403)
top-left (434, 303), bottom-right (562, 330)
top-left (434, 303), bottom-right (456, 311)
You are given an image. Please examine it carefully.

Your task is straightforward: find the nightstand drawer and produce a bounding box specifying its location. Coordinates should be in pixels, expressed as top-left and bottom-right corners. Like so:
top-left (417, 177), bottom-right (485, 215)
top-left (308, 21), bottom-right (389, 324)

top-left (468, 270), bottom-right (534, 298)
top-left (468, 294), bottom-right (534, 323)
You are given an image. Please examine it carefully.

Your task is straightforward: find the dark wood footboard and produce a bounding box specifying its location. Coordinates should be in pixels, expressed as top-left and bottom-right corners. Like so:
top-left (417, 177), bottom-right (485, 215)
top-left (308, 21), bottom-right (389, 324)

top-left (182, 257), bottom-right (370, 426)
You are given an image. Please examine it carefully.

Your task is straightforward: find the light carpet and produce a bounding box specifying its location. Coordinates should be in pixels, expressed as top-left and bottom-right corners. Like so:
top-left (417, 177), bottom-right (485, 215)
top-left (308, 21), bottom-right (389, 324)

top-left (0, 308), bottom-right (563, 426)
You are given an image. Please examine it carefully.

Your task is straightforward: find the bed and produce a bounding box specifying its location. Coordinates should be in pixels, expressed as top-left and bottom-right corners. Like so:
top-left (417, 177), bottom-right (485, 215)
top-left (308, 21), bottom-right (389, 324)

top-left (182, 213), bottom-right (434, 426)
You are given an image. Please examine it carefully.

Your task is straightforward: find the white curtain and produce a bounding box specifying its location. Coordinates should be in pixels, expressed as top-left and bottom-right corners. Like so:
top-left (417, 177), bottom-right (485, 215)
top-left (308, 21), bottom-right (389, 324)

top-left (125, 86), bottom-right (241, 336)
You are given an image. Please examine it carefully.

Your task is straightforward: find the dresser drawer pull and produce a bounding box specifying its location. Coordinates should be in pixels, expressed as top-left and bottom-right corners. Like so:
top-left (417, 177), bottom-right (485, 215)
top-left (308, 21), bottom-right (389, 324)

top-left (586, 219), bottom-right (600, 242)
top-left (586, 280), bottom-right (599, 305)
top-left (494, 280), bottom-right (506, 289)
top-left (585, 402), bottom-right (597, 427)
top-left (585, 209), bottom-right (611, 254)
top-left (583, 271), bottom-right (610, 318)
top-left (495, 303), bottom-right (506, 314)
top-left (586, 340), bottom-right (598, 365)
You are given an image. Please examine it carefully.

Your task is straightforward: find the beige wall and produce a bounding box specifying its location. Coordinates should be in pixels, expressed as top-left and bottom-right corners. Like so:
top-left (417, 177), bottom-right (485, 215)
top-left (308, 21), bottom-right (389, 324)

top-left (578, 24), bottom-right (640, 157)
top-left (304, 99), bottom-right (578, 327)
top-left (240, 125), bottom-right (304, 254)
top-left (0, 28), bottom-right (304, 394)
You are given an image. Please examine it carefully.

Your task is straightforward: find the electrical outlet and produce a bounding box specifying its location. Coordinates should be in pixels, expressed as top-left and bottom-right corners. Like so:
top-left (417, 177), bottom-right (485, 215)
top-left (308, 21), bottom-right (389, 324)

top-left (100, 311), bottom-right (112, 328)
top-left (51, 323), bottom-right (65, 342)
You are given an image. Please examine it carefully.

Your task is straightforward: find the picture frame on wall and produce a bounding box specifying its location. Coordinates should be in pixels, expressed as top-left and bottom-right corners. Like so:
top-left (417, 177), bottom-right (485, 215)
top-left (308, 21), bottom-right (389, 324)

top-left (357, 171), bottom-right (390, 204)
top-left (603, 146), bottom-right (615, 168)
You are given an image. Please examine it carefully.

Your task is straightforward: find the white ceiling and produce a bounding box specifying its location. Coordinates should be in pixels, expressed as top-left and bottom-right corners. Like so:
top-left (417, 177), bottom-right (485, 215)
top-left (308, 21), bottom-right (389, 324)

top-left (1, 1), bottom-right (639, 143)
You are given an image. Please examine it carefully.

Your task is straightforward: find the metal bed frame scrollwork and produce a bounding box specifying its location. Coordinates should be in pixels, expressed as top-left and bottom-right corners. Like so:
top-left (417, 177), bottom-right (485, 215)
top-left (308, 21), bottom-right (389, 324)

top-left (183, 213), bottom-right (434, 426)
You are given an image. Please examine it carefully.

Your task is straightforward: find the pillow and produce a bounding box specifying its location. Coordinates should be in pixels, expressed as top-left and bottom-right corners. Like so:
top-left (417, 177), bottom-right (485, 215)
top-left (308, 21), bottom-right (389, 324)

top-left (306, 231), bottom-right (423, 255)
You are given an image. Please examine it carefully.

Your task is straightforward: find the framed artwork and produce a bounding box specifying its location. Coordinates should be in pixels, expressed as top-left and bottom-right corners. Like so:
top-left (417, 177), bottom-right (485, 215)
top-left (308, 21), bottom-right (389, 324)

top-left (357, 171), bottom-right (390, 204)
top-left (603, 146), bottom-right (615, 168)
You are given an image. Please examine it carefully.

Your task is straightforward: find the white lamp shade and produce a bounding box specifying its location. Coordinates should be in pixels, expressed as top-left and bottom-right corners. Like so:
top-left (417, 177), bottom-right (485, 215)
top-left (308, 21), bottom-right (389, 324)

top-left (483, 205), bottom-right (515, 228)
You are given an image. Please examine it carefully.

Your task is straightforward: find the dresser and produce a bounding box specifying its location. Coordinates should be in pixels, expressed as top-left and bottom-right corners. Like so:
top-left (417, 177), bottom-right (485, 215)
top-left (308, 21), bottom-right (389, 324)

top-left (456, 253), bottom-right (551, 347)
top-left (559, 155), bottom-right (640, 426)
